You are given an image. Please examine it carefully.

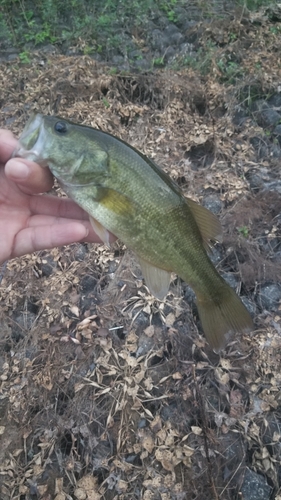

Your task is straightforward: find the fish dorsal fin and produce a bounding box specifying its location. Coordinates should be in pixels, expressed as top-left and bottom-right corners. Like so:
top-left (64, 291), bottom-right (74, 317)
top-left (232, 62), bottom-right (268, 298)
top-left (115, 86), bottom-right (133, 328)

top-left (185, 198), bottom-right (222, 247)
top-left (139, 257), bottom-right (171, 300)
top-left (90, 216), bottom-right (111, 247)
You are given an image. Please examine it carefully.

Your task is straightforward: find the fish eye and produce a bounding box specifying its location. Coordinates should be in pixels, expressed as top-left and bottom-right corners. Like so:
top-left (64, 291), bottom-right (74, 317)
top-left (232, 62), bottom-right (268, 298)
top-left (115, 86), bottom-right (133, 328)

top-left (54, 121), bottom-right (68, 134)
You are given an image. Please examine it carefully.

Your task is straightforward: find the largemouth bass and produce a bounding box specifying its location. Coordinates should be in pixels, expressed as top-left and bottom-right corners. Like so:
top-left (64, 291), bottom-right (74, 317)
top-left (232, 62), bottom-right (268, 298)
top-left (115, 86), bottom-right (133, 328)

top-left (14, 114), bottom-right (253, 349)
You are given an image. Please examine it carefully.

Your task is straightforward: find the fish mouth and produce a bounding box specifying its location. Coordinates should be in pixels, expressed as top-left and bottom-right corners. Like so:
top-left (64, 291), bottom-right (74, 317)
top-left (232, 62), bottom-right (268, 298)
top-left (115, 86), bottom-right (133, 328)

top-left (13, 114), bottom-right (49, 167)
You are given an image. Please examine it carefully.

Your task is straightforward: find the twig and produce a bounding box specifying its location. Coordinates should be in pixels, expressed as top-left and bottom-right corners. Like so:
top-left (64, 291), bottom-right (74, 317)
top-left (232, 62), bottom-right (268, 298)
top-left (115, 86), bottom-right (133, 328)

top-left (192, 364), bottom-right (220, 500)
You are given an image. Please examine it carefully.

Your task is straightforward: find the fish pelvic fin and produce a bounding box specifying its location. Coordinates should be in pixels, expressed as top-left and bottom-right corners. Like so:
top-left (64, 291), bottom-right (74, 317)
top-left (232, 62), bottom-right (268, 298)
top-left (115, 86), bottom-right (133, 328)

top-left (196, 285), bottom-right (254, 351)
top-left (139, 257), bottom-right (171, 300)
top-left (90, 216), bottom-right (111, 247)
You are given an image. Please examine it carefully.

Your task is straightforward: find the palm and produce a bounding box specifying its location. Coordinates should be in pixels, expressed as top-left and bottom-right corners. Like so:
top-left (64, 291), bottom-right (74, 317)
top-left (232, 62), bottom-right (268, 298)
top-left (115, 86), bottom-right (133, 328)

top-left (0, 129), bottom-right (113, 264)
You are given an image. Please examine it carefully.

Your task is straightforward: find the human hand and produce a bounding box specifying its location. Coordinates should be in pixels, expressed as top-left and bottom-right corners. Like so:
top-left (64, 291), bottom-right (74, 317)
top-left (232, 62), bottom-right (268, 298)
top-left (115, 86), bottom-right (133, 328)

top-left (0, 129), bottom-right (115, 264)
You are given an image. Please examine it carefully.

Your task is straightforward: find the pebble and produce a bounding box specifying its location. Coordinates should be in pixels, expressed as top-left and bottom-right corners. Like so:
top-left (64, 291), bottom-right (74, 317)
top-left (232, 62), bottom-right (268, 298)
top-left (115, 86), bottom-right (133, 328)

top-left (258, 283), bottom-right (281, 311)
top-left (240, 468), bottom-right (272, 500)
top-left (251, 99), bottom-right (281, 128)
top-left (80, 275), bottom-right (97, 293)
top-left (74, 244), bottom-right (88, 262)
top-left (41, 256), bottom-right (57, 277)
top-left (202, 194), bottom-right (223, 214)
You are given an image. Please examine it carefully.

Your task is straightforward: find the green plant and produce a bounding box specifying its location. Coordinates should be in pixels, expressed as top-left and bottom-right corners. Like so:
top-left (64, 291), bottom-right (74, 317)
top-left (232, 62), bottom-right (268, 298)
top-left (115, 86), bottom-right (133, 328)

top-left (229, 32), bottom-right (237, 42)
top-left (102, 97), bottom-right (110, 108)
top-left (83, 45), bottom-right (94, 55)
top-left (0, 14), bottom-right (11, 41)
top-left (158, 0), bottom-right (179, 22)
top-left (153, 56), bottom-right (165, 67)
top-left (1, 0), bottom-right (271, 56)
top-left (19, 50), bottom-right (31, 63)
top-left (237, 226), bottom-right (249, 238)
top-left (236, 0), bottom-right (272, 10)
top-left (217, 59), bottom-right (242, 84)
top-left (97, 14), bottom-right (112, 28)
top-left (269, 26), bottom-right (281, 35)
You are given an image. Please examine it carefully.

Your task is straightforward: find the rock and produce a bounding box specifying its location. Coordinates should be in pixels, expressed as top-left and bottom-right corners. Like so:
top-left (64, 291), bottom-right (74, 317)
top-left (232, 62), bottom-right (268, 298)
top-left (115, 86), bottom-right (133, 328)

top-left (267, 93), bottom-right (281, 108)
top-left (138, 418), bottom-right (148, 428)
top-left (0, 47), bottom-right (19, 62)
top-left (7, 53), bottom-right (18, 62)
top-left (150, 29), bottom-right (168, 51)
top-left (259, 283), bottom-right (281, 311)
top-left (107, 260), bottom-right (119, 274)
top-left (247, 172), bottom-right (265, 191)
top-left (273, 124), bottom-right (281, 145)
top-left (209, 246), bottom-right (224, 266)
top-left (163, 24), bottom-right (184, 45)
top-left (111, 55), bottom-right (126, 66)
top-left (260, 416), bottom-right (281, 484)
top-left (163, 23), bottom-right (180, 36)
top-left (251, 100), bottom-right (281, 128)
top-left (74, 244), bottom-right (88, 262)
top-left (269, 143), bottom-right (281, 158)
top-left (80, 275), bottom-right (97, 294)
top-left (129, 49), bottom-right (143, 60)
top-left (202, 194), bottom-right (223, 214)
top-left (249, 136), bottom-right (281, 160)
top-left (164, 46), bottom-right (176, 63)
top-left (221, 272), bottom-right (239, 290)
top-left (246, 167), bottom-right (270, 191)
top-left (263, 180), bottom-right (281, 194)
top-left (241, 296), bottom-right (257, 316)
top-left (39, 44), bottom-right (58, 54)
top-left (220, 431), bottom-right (246, 482)
top-left (90, 52), bottom-right (103, 62)
top-left (125, 454), bottom-right (141, 465)
top-left (250, 136), bottom-right (268, 160)
top-left (183, 284), bottom-right (196, 304)
top-left (41, 256), bottom-right (57, 277)
top-left (12, 311), bottom-right (37, 335)
top-left (233, 108), bottom-right (249, 127)
top-left (240, 467), bottom-right (272, 500)
top-left (133, 57), bottom-right (151, 70)
top-left (161, 400), bottom-right (178, 421)
top-left (136, 334), bottom-right (154, 357)
top-left (179, 42), bottom-right (195, 56)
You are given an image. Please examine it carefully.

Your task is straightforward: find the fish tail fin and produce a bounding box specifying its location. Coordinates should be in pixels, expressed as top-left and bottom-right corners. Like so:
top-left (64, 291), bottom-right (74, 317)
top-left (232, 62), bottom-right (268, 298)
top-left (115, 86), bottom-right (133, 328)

top-left (196, 285), bottom-right (253, 351)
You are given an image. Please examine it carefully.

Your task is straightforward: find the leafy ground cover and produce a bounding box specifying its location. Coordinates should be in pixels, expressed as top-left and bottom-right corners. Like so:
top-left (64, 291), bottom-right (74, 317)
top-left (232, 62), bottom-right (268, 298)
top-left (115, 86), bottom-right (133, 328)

top-left (0, 3), bottom-right (281, 500)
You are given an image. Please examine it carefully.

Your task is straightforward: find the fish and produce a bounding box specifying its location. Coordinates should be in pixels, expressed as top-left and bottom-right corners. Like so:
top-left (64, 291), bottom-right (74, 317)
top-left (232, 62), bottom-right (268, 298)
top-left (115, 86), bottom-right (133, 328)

top-left (14, 113), bottom-right (254, 349)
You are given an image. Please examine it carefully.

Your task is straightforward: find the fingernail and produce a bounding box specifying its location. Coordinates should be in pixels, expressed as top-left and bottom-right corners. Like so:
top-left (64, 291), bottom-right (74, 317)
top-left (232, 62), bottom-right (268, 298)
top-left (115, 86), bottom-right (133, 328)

top-left (6, 160), bottom-right (30, 180)
top-left (82, 226), bottom-right (89, 238)
top-left (77, 224), bottom-right (89, 239)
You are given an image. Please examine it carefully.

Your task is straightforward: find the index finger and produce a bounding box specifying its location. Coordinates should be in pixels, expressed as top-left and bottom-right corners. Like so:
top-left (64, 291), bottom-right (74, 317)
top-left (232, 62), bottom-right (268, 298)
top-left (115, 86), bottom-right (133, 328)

top-left (0, 130), bottom-right (19, 163)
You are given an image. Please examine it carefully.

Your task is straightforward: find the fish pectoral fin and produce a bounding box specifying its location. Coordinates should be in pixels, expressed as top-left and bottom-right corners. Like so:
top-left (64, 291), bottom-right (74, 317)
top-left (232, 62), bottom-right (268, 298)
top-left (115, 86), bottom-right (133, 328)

top-left (98, 187), bottom-right (136, 217)
top-left (185, 198), bottom-right (222, 247)
top-left (139, 258), bottom-right (171, 300)
top-left (90, 216), bottom-right (111, 247)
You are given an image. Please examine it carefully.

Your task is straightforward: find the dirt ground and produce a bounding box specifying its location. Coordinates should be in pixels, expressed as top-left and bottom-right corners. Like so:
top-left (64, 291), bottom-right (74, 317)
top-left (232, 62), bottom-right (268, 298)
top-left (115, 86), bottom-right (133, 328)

top-left (1, 10), bottom-right (281, 500)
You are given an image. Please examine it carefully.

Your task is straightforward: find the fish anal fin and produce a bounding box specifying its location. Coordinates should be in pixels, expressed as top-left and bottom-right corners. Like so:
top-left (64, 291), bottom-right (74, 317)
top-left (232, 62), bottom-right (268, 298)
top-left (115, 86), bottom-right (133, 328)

top-left (186, 198), bottom-right (222, 247)
top-left (90, 216), bottom-right (111, 247)
top-left (139, 257), bottom-right (171, 300)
